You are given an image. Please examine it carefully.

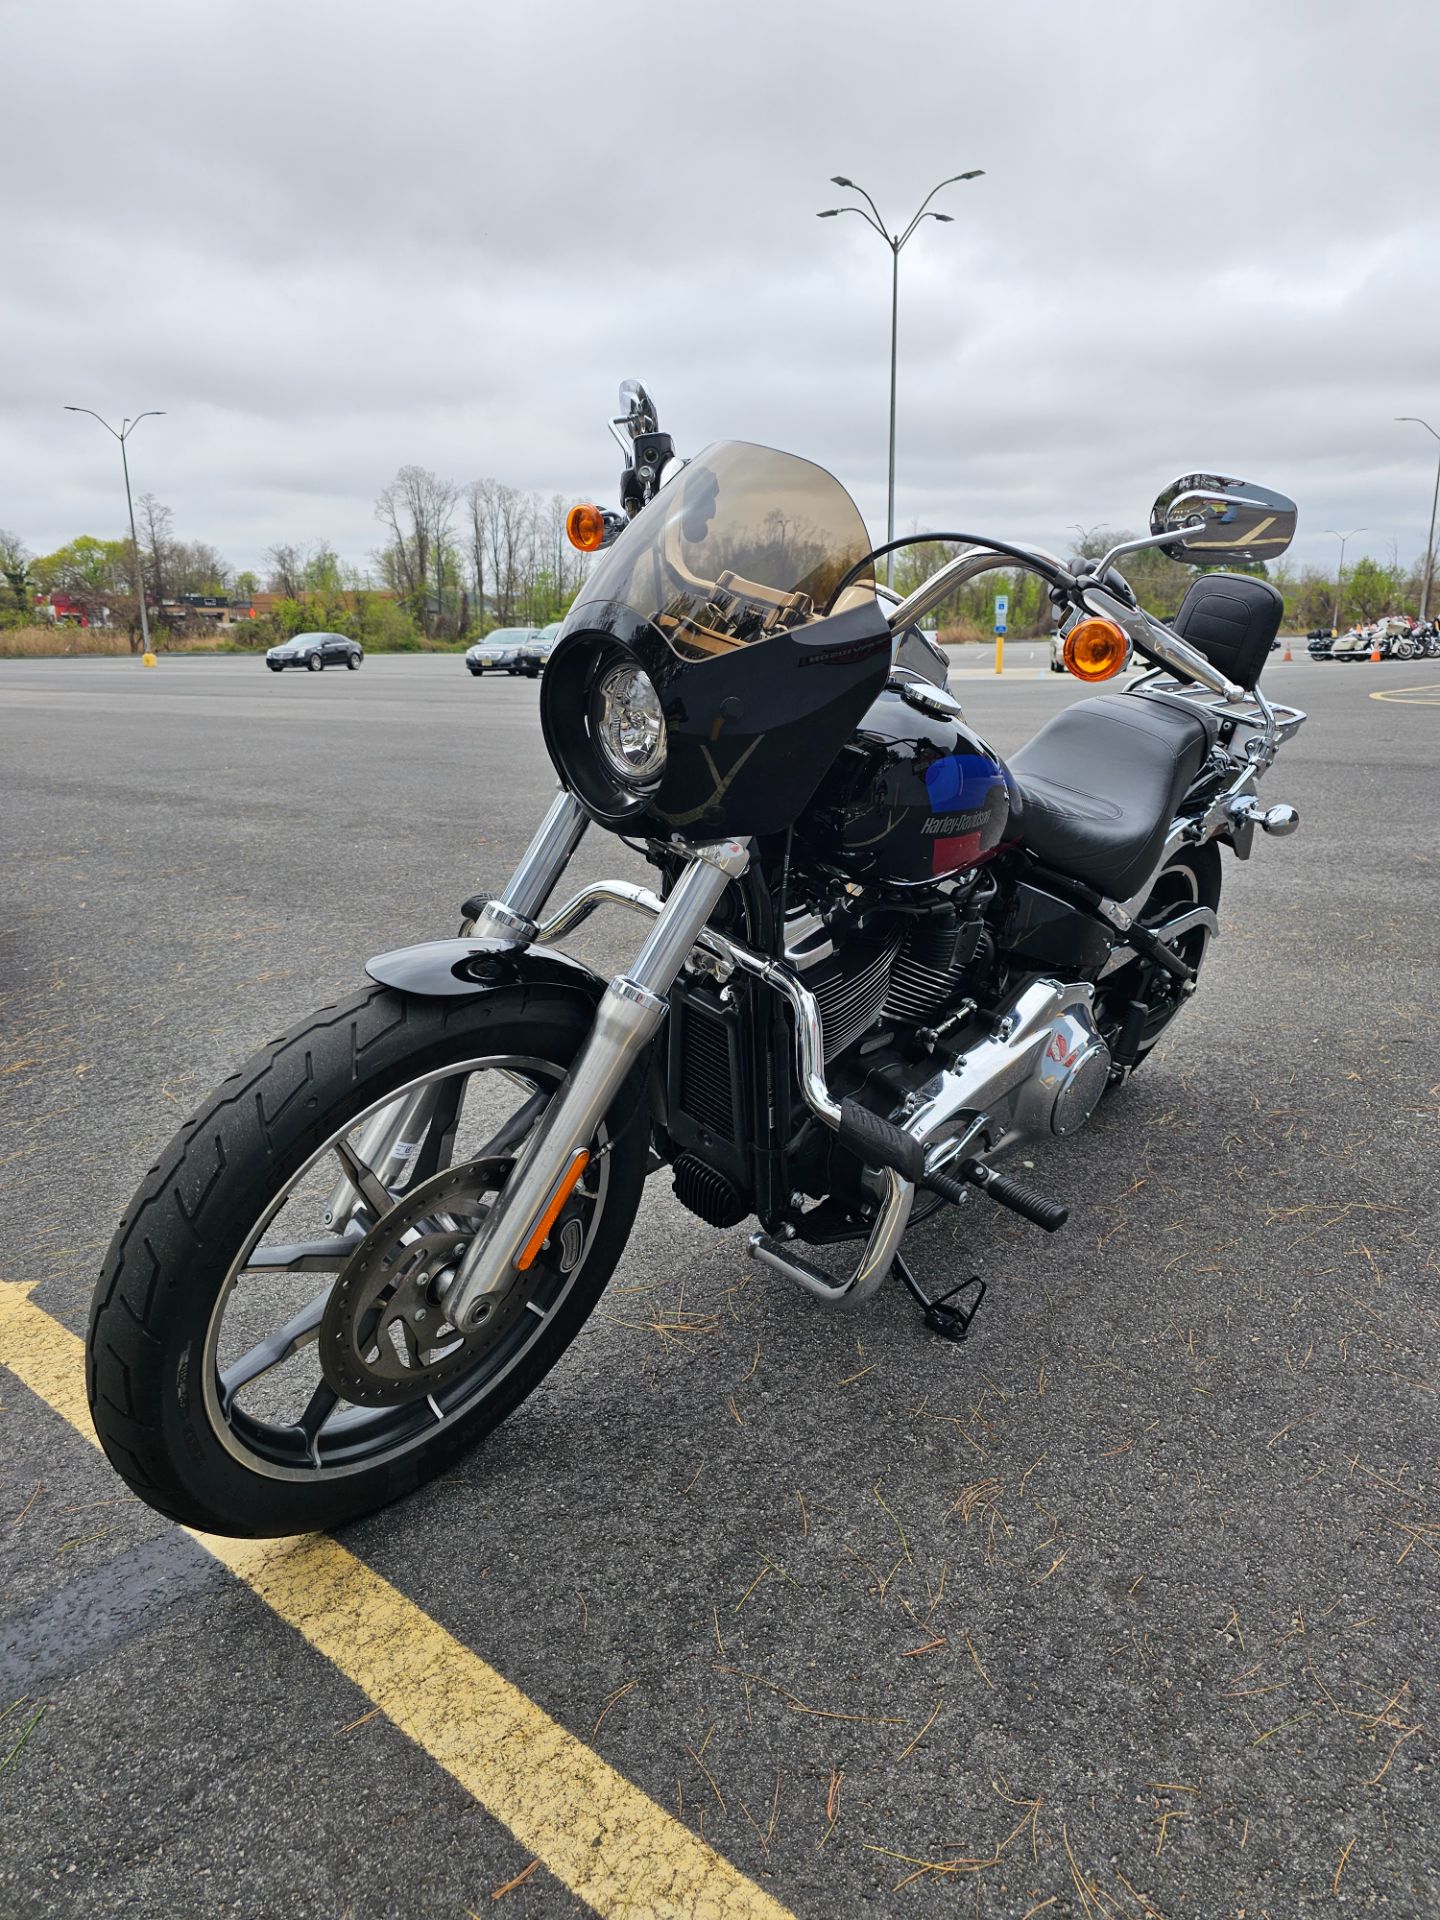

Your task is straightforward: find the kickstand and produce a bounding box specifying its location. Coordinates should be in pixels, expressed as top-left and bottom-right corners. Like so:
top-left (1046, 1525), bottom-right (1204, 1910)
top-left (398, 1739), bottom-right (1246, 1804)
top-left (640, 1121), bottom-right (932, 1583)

top-left (893, 1251), bottom-right (987, 1344)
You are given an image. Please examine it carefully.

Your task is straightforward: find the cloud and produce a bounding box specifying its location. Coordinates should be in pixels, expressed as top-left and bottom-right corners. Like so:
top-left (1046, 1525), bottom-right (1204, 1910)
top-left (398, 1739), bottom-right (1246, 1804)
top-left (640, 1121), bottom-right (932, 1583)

top-left (3, 0), bottom-right (1438, 577)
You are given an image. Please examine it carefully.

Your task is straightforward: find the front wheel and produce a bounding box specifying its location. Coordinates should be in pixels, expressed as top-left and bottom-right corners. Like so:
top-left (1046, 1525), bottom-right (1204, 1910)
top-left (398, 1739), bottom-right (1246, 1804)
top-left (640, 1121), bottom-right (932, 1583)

top-left (307, 654), bottom-right (323, 672)
top-left (88, 983), bottom-right (649, 1536)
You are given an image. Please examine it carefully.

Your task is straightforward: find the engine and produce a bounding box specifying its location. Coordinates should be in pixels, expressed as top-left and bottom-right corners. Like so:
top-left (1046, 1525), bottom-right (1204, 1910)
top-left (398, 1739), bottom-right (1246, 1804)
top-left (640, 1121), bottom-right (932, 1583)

top-left (786, 896), bottom-right (992, 1062)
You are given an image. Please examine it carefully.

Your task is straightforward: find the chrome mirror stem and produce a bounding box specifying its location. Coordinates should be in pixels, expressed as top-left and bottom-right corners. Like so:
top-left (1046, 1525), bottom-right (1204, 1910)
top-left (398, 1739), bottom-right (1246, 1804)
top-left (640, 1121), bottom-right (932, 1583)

top-left (1083, 586), bottom-right (1245, 704)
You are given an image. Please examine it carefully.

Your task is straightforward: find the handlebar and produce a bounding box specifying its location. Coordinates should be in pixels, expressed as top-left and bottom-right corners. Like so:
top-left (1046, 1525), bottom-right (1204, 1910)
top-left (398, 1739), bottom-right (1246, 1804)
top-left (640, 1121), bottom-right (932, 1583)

top-left (884, 538), bottom-right (1246, 706)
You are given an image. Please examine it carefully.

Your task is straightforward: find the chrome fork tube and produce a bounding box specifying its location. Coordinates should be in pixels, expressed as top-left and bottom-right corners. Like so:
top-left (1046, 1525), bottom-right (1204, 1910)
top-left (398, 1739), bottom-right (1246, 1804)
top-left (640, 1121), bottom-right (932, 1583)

top-left (445, 838), bottom-right (751, 1330)
top-left (330, 791), bottom-right (589, 1230)
top-left (470, 789), bottom-right (590, 944)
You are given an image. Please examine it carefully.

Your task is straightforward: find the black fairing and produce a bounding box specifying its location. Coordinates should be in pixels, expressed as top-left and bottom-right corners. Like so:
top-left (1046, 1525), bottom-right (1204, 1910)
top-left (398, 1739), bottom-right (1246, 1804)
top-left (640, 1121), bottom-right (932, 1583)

top-left (541, 598), bottom-right (892, 840)
top-left (795, 685), bottom-right (1017, 884)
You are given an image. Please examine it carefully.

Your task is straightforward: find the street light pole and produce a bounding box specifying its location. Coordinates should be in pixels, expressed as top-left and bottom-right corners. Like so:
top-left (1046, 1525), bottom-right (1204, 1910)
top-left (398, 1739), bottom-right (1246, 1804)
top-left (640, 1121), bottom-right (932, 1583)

top-left (1326, 527), bottom-right (1365, 635)
top-left (818, 169), bottom-right (984, 586)
top-left (1395, 417), bottom-right (1440, 622)
top-left (64, 406), bottom-right (165, 653)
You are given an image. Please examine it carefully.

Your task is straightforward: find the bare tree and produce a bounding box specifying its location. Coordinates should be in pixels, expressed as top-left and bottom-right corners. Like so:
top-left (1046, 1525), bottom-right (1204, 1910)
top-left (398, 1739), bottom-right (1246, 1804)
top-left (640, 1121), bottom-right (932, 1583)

top-left (171, 540), bottom-right (230, 595)
top-left (264, 543), bottom-right (307, 597)
top-left (463, 480), bottom-right (493, 628)
top-left (375, 465), bottom-right (457, 632)
top-left (137, 493), bottom-right (174, 607)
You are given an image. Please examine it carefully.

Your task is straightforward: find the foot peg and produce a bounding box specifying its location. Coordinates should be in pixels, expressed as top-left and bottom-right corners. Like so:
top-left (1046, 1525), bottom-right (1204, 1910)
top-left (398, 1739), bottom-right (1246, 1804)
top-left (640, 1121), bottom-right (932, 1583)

top-left (834, 1100), bottom-right (1068, 1233)
top-left (927, 1158), bottom-right (1069, 1233)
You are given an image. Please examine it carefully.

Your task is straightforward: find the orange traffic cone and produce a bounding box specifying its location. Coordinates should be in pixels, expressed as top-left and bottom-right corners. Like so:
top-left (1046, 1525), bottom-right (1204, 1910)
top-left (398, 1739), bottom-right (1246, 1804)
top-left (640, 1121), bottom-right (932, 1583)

top-left (1370, 638), bottom-right (1381, 662)
top-left (1282, 639), bottom-right (1293, 661)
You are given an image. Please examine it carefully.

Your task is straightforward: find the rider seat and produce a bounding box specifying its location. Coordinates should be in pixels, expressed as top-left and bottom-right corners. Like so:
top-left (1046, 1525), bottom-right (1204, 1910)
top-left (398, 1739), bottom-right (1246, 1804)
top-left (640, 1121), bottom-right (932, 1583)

top-left (1008, 692), bottom-right (1215, 900)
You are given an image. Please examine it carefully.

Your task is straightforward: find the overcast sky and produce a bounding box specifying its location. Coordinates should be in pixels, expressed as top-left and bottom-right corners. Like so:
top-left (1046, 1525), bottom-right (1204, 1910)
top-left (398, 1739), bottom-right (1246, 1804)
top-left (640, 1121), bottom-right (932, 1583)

top-left (5, 0), bottom-right (1439, 582)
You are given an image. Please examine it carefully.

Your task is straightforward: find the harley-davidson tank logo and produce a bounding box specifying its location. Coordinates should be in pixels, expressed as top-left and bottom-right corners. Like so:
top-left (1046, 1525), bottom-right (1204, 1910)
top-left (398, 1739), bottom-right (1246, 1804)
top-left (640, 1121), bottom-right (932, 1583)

top-left (922, 808), bottom-right (990, 836)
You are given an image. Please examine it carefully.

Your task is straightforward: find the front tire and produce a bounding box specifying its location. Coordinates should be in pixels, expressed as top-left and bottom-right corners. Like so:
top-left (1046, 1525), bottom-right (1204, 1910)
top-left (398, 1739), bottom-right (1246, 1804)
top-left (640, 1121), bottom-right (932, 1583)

top-left (307, 654), bottom-right (323, 672)
top-left (88, 983), bottom-right (649, 1537)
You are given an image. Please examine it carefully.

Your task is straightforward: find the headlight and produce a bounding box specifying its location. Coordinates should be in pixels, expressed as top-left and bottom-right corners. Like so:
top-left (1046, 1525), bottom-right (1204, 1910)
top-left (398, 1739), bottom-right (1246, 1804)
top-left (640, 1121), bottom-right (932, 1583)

top-left (591, 663), bottom-right (666, 783)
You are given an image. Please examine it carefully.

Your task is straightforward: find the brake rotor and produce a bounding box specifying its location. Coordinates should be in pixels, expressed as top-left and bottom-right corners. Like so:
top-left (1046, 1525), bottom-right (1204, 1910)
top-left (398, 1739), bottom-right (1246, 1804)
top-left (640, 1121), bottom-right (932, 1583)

top-left (318, 1155), bottom-right (530, 1407)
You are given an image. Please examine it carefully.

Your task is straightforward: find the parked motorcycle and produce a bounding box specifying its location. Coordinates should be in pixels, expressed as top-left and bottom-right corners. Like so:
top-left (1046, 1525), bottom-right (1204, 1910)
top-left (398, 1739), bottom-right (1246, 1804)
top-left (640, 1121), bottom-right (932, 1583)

top-left (87, 385), bottom-right (1305, 1537)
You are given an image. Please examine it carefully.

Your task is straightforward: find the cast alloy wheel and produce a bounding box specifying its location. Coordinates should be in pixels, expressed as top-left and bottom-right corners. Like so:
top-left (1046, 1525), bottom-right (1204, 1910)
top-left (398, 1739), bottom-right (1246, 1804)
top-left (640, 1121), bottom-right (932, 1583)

top-left (88, 984), bottom-right (650, 1535)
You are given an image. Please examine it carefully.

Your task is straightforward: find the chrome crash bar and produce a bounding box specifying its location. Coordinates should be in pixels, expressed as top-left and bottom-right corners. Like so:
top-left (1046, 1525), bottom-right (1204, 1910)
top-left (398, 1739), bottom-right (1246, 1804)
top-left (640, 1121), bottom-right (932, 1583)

top-left (475, 868), bottom-right (910, 1306)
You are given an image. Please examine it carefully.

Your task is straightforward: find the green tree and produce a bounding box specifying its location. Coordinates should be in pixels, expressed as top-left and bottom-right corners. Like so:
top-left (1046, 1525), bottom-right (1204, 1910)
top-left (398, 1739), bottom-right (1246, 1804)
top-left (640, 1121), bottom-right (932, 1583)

top-left (33, 536), bottom-right (146, 647)
top-left (1344, 554), bottom-right (1395, 623)
top-left (0, 528), bottom-right (33, 619)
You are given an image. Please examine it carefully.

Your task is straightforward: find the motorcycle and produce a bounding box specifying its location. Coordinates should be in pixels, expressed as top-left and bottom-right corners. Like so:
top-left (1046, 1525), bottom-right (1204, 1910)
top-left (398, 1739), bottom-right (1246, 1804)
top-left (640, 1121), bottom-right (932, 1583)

top-left (87, 384), bottom-right (1305, 1537)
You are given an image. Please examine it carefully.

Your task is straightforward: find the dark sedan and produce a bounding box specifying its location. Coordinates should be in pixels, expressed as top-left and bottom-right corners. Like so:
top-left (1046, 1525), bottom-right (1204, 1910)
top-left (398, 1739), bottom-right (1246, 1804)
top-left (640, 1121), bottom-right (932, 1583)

top-left (266, 632), bottom-right (364, 673)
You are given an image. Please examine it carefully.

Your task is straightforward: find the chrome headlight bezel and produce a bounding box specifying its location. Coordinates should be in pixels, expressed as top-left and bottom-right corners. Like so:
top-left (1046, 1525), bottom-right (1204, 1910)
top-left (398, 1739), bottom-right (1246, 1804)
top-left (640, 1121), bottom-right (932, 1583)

top-left (590, 660), bottom-right (667, 786)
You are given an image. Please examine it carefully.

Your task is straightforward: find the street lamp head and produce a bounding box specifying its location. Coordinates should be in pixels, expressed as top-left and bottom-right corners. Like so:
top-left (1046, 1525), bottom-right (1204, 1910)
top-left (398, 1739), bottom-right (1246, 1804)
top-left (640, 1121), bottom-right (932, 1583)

top-left (931, 213), bottom-right (954, 223)
top-left (816, 209), bottom-right (841, 218)
top-left (955, 169), bottom-right (985, 180)
top-left (831, 175), bottom-right (853, 188)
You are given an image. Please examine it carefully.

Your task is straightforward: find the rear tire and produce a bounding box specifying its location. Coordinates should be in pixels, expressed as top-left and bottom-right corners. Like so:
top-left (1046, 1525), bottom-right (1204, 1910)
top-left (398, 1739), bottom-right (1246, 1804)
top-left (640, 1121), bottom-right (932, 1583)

top-left (347, 654), bottom-right (360, 670)
top-left (87, 983), bottom-right (649, 1536)
top-left (1097, 843), bottom-right (1221, 1083)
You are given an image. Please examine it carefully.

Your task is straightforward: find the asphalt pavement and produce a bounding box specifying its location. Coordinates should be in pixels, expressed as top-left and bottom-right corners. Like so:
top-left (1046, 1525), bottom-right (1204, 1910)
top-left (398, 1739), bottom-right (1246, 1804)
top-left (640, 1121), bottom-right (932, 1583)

top-left (1, 651), bottom-right (1437, 1918)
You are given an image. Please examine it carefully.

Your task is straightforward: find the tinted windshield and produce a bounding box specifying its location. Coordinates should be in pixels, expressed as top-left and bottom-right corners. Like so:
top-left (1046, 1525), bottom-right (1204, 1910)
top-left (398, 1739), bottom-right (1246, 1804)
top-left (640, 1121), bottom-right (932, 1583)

top-left (571, 441), bottom-right (874, 662)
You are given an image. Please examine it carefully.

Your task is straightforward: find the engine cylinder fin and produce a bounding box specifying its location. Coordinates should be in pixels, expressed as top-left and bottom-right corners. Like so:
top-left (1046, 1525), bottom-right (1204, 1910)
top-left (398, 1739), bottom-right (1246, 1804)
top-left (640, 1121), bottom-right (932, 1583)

top-left (808, 934), bottom-right (903, 1062)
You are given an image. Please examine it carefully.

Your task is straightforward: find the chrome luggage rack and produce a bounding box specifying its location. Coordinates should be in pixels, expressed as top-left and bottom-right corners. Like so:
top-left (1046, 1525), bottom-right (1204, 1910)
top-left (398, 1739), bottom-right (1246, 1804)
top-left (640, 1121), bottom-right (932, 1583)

top-left (1125, 667), bottom-right (1306, 771)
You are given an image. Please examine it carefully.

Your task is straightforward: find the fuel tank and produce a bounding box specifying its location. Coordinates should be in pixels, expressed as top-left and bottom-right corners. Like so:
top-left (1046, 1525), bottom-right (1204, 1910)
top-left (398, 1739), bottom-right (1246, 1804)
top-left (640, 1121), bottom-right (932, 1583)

top-left (795, 683), bottom-right (1016, 884)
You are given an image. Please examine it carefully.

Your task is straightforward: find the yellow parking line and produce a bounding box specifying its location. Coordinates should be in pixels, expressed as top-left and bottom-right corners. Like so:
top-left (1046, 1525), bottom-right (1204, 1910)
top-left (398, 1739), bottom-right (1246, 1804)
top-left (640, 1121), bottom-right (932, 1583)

top-left (1370, 682), bottom-right (1440, 705)
top-left (0, 1283), bottom-right (793, 1920)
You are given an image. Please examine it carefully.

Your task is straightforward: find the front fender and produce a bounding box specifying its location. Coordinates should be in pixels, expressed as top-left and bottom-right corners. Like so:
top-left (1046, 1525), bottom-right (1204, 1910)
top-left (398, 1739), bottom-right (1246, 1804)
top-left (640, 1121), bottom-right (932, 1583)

top-left (364, 936), bottom-right (607, 1003)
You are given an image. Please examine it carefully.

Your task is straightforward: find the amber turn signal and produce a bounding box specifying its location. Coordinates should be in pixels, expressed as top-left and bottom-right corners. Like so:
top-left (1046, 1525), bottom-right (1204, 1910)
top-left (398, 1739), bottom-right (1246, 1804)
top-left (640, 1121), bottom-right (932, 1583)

top-left (566, 503), bottom-right (607, 553)
top-left (1062, 618), bottom-right (1128, 682)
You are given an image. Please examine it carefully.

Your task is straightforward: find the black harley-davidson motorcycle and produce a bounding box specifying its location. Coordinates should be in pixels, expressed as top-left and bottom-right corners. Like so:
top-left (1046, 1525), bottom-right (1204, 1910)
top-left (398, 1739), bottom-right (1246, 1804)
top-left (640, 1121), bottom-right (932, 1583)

top-left (88, 383), bottom-right (1305, 1537)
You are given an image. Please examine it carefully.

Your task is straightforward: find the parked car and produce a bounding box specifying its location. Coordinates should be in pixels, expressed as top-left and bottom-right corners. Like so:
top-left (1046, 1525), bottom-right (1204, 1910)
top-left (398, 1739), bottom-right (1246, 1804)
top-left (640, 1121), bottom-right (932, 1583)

top-left (465, 628), bottom-right (539, 676)
top-left (266, 632), bottom-right (363, 672)
top-left (516, 622), bottom-right (564, 676)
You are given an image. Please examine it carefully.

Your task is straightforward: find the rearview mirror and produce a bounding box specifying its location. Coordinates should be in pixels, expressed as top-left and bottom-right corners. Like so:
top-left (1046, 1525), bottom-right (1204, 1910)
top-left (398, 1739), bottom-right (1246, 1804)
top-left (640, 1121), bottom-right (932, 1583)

top-left (1149, 474), bottom-right (1297, 567)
